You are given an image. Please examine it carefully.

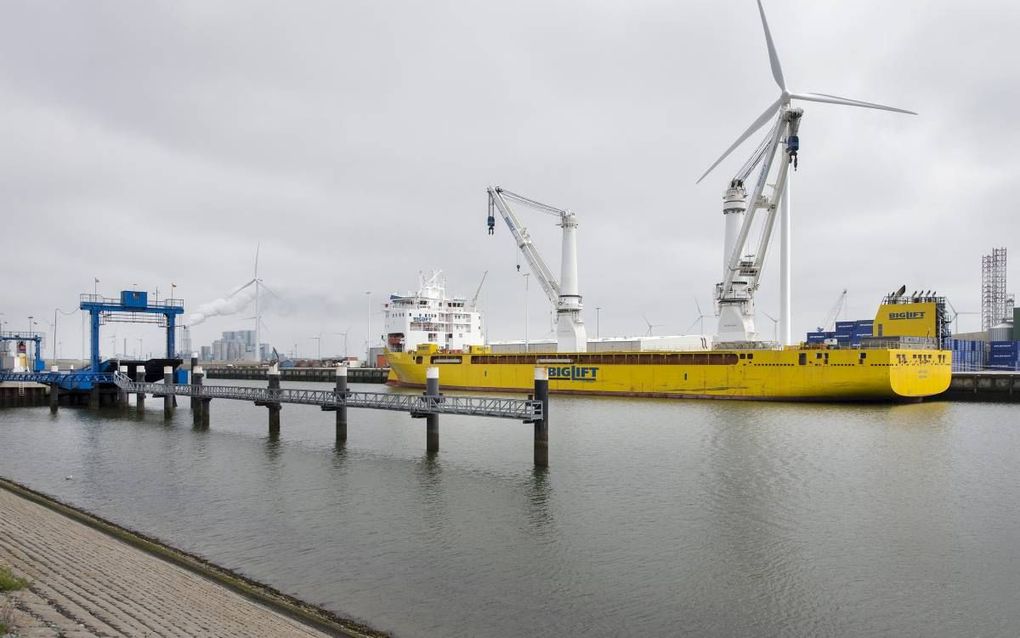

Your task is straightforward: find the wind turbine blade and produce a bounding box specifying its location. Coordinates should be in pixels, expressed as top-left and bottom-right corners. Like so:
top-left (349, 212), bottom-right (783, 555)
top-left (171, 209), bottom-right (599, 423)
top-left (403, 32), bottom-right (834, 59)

top-left (228, 279), bottom-right (257, 296)
top-left (789, 92), bottom-right (917, 115)
top-left (757, 0), bottom-right (786, 91)
top-left (697, 96), bottom-right (783, 184)
top-left (259, 283), bottom-right (283, 300)
top-left (694, 297), bottom-right (703, 316)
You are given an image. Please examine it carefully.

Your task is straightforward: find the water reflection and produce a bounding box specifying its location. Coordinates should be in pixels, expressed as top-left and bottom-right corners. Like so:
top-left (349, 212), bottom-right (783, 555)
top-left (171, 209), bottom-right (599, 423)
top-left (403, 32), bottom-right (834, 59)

top-left (525, 466), bottom-right (554, 534)
top-left (2, 397), bottom-right (1019, 638)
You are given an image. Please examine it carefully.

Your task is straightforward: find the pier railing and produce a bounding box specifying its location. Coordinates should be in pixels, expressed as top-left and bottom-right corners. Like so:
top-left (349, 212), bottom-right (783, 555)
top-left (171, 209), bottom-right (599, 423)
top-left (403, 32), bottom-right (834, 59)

top-left (1, 366), bottom-right (554, 466)
top-left (112, 375), bottom-right (542, 420)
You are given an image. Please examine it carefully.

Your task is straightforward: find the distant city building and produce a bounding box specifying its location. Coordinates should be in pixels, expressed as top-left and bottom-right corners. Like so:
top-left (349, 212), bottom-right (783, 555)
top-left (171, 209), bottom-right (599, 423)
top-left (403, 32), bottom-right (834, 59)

top-left (198, 329), bottom-right (272, 362)
top-left (176, 326), bottom-right (193, 359)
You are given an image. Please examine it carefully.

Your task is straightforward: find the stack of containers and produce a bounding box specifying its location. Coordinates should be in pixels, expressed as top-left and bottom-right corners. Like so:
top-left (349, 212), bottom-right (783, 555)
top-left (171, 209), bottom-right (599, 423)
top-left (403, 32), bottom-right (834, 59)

top-left (988, 341), bottom-right (1020, 370)
top-left (834, 321), bottom-right (855, 346)
top-left (945, 339), bottom-right (984, 371)
top-left (805, 332), bottom-right (826, 344)
top-left (853, 320), bottom-right (874, 345)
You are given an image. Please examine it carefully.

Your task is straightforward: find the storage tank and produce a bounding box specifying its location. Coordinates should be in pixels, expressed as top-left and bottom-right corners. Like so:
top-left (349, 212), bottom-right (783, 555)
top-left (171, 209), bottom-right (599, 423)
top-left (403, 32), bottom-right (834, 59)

top-left (989, 321), bottom-right (1013, 342)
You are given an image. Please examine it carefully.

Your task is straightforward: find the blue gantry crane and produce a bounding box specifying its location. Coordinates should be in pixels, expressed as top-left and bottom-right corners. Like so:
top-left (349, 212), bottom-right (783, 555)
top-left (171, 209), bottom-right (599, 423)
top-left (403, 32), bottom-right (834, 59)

top-left (80, 290), bottom-right (184, 370)
top-left (0, 289), bottom-right (187, 394)
top-left (0, 331), bottom-right (45, 372)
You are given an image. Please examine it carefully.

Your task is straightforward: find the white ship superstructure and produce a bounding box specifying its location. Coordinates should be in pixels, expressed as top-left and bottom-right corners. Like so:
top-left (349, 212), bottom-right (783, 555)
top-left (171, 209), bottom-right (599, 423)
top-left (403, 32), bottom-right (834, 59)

top-left (384, 271), bottom-right (484, 353)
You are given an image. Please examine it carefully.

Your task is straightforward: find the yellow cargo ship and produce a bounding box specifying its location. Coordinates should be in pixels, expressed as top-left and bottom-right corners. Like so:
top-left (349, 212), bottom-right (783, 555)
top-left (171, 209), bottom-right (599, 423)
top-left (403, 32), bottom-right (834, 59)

top-left (386, 297), bottom-right (952, 401)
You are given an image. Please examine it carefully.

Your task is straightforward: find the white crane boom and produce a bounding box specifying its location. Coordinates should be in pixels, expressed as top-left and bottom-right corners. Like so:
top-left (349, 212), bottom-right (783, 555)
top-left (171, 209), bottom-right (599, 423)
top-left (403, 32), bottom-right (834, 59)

top-left (487, 186), bottom-right (587, 352)
top-left (487, 188), bottom-right (561, 306)
top-left (471, 270), bottom-right (488, 306)
top-left (819, 289), bottom-right (848, 332)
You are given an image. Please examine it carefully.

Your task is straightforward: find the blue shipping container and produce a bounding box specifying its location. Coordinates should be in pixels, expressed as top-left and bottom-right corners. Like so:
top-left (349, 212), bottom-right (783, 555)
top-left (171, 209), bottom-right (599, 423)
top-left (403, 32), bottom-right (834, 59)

top-left (989, 341), bottom-right (1017, 350)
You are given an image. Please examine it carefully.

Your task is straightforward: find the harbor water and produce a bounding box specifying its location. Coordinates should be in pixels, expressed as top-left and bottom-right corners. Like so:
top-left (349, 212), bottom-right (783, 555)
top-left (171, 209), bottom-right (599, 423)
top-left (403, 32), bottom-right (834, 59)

top-left (1, 380), bottom-right (1019, 637)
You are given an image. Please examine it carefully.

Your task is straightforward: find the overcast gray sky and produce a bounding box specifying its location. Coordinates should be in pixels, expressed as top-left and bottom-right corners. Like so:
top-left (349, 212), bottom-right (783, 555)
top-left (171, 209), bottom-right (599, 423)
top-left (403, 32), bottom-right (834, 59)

top-left (2, 0), bottom-right (1016, 359)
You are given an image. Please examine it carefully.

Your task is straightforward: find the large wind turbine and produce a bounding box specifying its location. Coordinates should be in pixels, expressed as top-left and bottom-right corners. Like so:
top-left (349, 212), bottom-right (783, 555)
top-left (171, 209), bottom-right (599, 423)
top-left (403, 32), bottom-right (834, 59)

top-left (252, 243), bottom-right (262, 362)
top-left (699, 0), bottom-right (915, 345)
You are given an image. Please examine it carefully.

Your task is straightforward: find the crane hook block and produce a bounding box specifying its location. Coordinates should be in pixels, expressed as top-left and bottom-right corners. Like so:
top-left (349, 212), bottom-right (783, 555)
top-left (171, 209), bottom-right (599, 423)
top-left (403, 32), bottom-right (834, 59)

top-left (487, 214), bottom-right (495, 235)
top-left (786, 135), bottom-right (799, 170)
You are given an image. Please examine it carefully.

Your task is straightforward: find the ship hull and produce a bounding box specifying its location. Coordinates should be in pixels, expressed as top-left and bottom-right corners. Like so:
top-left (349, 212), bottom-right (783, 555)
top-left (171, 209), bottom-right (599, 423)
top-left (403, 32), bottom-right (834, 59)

top-left (386, 348), bottom-right (952, 402)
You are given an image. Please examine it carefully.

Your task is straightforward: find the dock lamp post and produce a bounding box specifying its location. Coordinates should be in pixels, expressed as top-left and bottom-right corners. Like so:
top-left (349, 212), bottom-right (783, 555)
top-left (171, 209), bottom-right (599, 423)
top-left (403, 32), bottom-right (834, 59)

top-left (333, 331), bottom-right (349, 360)
top-left (365, 291), bottom-right (372, 363)
top-left (53, 308), bottom-right (76, 360)
top-left (596, 306), bottom-right (601, 339)
top-left (521, 274), bottom-right (529, 353)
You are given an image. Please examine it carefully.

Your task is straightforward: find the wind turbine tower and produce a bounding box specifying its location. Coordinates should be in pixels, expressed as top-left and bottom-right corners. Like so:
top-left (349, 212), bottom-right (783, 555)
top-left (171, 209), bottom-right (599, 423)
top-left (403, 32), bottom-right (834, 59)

top-left (698, 0), bottom-right (915, 344)
top-left (253, 244), bottom-right (262, 362)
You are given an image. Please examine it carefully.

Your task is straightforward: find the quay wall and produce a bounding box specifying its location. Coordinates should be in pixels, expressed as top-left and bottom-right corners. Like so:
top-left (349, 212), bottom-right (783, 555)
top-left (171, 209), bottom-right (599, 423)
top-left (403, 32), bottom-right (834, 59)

top-left (935, 371), bottom-right (1020, 402)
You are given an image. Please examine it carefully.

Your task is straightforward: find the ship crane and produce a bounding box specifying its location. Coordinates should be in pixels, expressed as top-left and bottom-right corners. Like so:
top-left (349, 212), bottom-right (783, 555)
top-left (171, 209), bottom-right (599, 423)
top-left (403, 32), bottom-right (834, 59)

top-left (487, 186), bottom-right (587, 352)
top-left (697, 0), bottom-right (915, 344)
top-left (817, 289), bottom-right (848, 332)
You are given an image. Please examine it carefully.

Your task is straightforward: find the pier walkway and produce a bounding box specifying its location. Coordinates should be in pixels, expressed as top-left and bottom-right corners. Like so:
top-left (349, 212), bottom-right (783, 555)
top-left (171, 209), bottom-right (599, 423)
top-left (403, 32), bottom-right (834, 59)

top-left (0, 366), bottom-right (553, 466)
top-left (124, 375), bottom-right (542, 420)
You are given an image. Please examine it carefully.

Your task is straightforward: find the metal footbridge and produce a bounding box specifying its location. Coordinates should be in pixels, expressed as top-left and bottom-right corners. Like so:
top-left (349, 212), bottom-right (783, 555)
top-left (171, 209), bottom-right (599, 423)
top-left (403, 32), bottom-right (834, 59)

top-left (118, 374), bottom-right (543, 420)
top-left (0, 370), bottom-right (121, 390)
top-left (0, 370), bottom-right (542, 421)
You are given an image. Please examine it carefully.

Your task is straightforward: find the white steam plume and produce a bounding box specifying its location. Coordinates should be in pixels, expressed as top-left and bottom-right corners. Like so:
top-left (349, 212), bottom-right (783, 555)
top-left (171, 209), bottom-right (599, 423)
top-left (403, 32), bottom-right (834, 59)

top-left (187, 280), bottom-right (257, 327)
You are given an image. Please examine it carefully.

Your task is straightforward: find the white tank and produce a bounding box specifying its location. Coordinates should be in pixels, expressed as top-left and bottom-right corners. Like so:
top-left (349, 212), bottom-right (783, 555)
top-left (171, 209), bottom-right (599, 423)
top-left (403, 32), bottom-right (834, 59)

top-left (989, 322), bottom-right (1013, 342)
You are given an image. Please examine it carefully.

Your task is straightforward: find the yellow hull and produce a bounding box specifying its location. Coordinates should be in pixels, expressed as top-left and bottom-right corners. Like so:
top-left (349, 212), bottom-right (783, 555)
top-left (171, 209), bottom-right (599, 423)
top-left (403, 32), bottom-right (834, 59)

top-left (386, 348), bottom-right (952, 401)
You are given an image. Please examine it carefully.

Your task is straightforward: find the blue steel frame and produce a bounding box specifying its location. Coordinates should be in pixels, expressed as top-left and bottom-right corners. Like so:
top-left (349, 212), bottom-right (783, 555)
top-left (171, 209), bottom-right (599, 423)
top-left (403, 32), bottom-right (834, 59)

top-left (79, 293), bottom-right (184, 370)
top-left (0, 332), bottom-right (44, 372)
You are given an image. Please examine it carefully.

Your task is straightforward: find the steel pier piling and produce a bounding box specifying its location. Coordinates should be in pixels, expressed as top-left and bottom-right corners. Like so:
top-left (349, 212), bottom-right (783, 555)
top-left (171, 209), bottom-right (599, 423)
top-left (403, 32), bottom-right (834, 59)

top-left (533, 367), bottom-right (549, 467)
top-left (135, 369), bottom-right (146, 413)
top-left (266, 367), bottom-right (281, 436)
top-left (163, 366), bottom-right (174, 419)
top-left (426, 367), bottom-right (440, 454)
top-left (49, 366), bottom-right (59, 414)
top-left (335, 365), bottom-right (348, 443)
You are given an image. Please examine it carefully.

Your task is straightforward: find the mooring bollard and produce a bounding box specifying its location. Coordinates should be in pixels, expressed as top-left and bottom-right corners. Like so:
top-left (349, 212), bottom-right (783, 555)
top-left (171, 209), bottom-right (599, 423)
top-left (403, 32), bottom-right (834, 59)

top-left (192, 366), bottom-right (205, 427)
top-left (163, 366), bottom-right (174, 419)
top-left (335, 364), bottom-right (348, 443)
top-left (118, 365), bottom-right (129, 408)
top-left (49, 365), bottom-right (59, 414)
top-left (426, 366), bottom-right (440, 453)
top-left (135, 368), bottom-right (146, 412)
top-left (267, 365), bottom-right (281, 436)
top-left (533, 367), bottom-right (549, 467)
